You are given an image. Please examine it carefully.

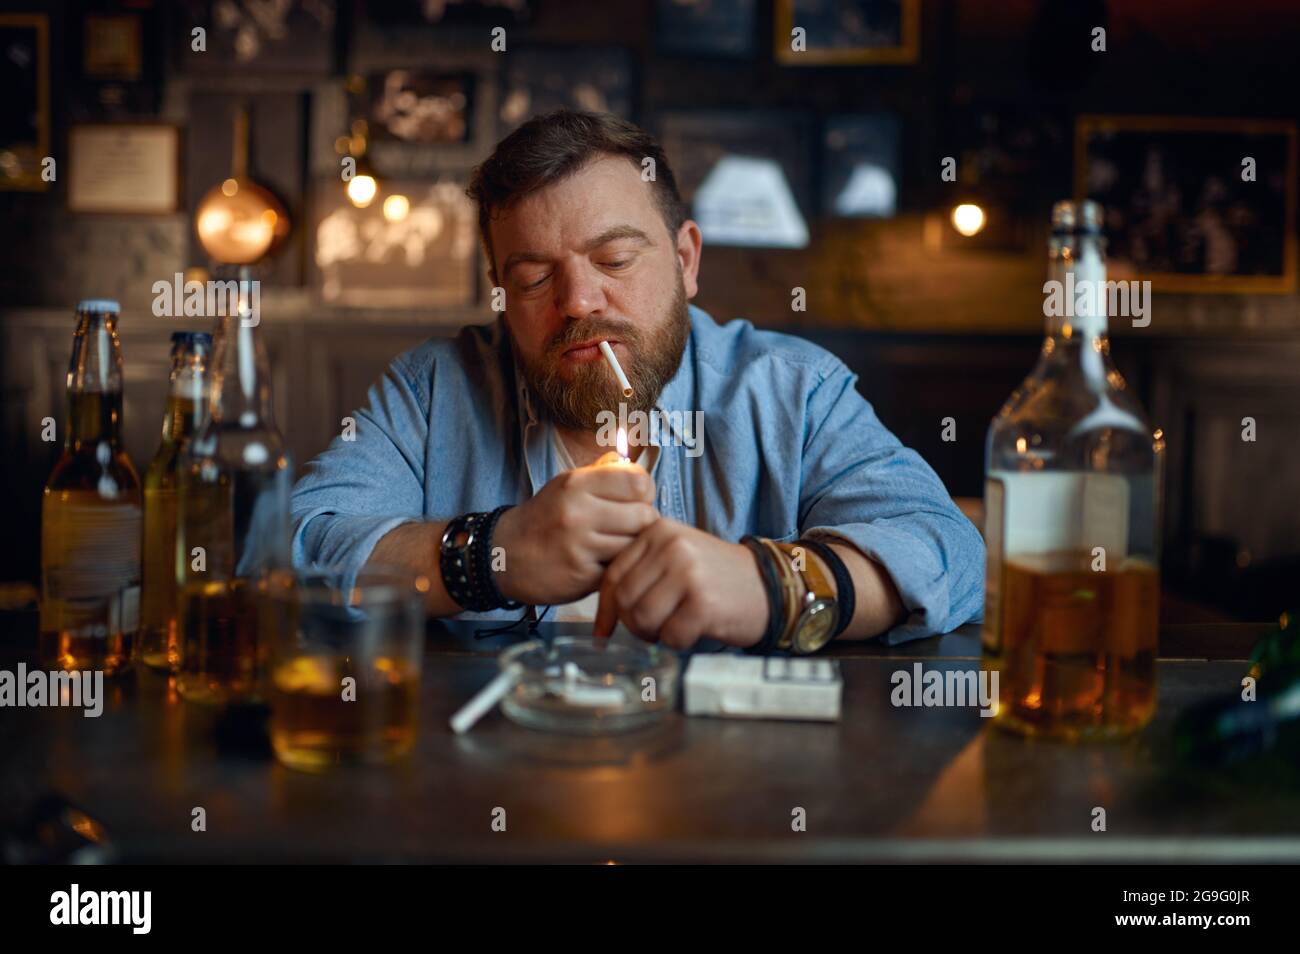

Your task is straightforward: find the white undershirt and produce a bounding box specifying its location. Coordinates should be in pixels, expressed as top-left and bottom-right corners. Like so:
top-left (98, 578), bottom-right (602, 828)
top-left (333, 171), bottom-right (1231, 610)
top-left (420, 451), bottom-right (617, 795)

top-left (549, 434), bottom-right (659, 622)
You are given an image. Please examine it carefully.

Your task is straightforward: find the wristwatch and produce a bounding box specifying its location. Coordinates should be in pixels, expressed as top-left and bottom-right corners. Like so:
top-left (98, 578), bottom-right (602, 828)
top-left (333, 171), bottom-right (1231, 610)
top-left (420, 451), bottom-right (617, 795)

top-left (777, 543), bottom-right (840, 655)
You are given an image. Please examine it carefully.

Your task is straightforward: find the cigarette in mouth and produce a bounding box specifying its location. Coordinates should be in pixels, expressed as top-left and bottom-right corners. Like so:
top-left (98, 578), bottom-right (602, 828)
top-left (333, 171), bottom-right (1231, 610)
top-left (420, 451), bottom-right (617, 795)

top-left (598, 340), bottom-right (633, 398)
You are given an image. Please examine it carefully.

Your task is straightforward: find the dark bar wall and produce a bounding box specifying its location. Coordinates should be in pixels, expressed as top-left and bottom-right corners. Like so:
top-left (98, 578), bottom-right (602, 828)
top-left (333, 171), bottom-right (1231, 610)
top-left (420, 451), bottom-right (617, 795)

top-left (2, 0), bottom-right (1298, 621)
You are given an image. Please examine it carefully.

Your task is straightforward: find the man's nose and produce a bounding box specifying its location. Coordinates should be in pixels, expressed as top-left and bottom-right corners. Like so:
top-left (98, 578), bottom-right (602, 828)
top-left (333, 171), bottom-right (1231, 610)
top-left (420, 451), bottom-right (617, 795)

top-left (552, 261), bottom-right (608, 319)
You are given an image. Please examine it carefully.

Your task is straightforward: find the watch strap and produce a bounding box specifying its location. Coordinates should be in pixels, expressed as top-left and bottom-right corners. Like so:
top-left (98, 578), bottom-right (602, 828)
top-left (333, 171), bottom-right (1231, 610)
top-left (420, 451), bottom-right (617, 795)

top-left (798, 537), bottom-right (855, 639)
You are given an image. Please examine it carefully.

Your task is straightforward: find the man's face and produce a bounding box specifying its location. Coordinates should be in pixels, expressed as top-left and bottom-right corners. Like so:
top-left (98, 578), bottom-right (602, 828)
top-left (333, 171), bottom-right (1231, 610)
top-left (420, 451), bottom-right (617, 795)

top-left (489, 154), bottom-right (701, 431)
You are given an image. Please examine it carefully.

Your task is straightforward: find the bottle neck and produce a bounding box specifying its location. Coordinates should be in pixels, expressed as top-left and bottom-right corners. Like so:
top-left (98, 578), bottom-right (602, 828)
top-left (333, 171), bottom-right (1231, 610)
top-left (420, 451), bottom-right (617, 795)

top-left (161, 354), bottom-right (209, 444)
top-left (1041, 234), bottom-right (1113, 389)
top-left (1044, 235), bottom-right (1109, 341)
top-left (66, 313), bottom-right (125, 449)
top-left (211, 316), bottom-right (276, 428)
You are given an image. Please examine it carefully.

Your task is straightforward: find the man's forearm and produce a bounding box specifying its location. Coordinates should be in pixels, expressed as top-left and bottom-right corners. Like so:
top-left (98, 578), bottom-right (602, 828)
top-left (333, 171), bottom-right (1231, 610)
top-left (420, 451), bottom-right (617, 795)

top-left (369, 519), bottom-right (903, 636)
top-left (366, 521), bottom-right (462, 617)
top-left (822, 542), bottom-right (906, 641)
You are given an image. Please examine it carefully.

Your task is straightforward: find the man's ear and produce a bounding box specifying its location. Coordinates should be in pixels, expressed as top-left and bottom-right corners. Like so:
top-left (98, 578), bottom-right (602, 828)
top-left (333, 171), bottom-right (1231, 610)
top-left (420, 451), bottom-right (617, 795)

top-left (676, 219), bottom-right (703, 299)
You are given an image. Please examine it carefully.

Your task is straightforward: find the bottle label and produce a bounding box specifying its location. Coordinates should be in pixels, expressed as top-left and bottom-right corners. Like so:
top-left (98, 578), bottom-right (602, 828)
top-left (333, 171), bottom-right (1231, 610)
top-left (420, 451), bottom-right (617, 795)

top-left (982, 471), bottom-right (1131, 654)
top-left (41, 501), bottom-right (143, 636)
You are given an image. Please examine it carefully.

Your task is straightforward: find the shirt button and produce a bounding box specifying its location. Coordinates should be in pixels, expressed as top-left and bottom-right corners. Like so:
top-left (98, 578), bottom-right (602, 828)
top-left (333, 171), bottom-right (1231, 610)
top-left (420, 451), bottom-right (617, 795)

top-left (659, 489), bottom-right (670, 509)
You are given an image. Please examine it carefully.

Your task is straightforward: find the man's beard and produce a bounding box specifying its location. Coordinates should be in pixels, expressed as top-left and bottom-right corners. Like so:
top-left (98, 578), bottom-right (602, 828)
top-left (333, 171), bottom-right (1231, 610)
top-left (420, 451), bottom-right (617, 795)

top-left (513, 276), bottom-right (690, 432)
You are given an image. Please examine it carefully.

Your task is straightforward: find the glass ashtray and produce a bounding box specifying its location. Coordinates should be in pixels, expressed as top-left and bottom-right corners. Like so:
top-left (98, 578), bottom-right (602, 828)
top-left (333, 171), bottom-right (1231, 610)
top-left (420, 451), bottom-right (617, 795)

top-left (498, 637), bottom-right (679, 735)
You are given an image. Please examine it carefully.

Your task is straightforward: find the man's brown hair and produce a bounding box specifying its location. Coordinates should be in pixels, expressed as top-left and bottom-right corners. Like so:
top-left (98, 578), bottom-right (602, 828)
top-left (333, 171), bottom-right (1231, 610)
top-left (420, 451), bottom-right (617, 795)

top-left (466, 109), bottom-right (687, 280)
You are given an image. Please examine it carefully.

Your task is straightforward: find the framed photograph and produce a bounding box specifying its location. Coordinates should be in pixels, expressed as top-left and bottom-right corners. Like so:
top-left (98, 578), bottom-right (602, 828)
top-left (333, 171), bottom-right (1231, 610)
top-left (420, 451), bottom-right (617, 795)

top-left (658, 111), bottom-right (813, 249)
top-left (182, 0), bottom-right (335, 74)
top-left (353, 70), bottom-right (475, 145)
top-left (84, 13), bottom-right (143, 80)
top-left (656, 0), bottom-right (758, 58)
top-left (1075, 115), bottom-right (1298, 294)
top-left (0, 13), bottom-right (51, 191)
top-left (347, 70), bottom-right (478, 179)
top-left (312, 178), bottom-right (477, 308)
top-left (67, 124), bottom-right (181, 214)
top-left (498, 46), bottom-right (635, 136)
top-left (362, 0), bottom-right (534, 25)
top-left (823, 113), bottom-right (902, 218)
top-left (775, 0), bottom-right (920, 66)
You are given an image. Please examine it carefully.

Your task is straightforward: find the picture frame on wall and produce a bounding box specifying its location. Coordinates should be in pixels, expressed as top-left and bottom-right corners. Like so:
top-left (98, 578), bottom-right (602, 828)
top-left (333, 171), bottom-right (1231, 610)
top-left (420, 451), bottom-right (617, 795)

top-left (658, 110), bottom-right (813, 249)
top-left (0, 13), bottom-right (51, 191)
top-left (1075, 115), bottom-right (1298, 294)
top-left (656, 0), bottom-right (758, 58)
top-left (312, 178), bottom-right (478, 308)
top-left (362, 0), bottom-right (534, 26)
top-left (67, 123), bottom-right (181, 214)
top-left (84, 13), bottom-right (144, 80)
top-left (774, 0), bottom-right (920, 66)
top-left (74, 10), bottom-right (163, 117)
top-left (498, 46), bottom-right (635, 137)
top-left (822, 113), bottom-right (902, 219)
top-left (353, 70), bottom-right (475, 146)
top-left (347, 70), bottom-right (478, 178)
top-left (181, 0), bottom-right (336, 74)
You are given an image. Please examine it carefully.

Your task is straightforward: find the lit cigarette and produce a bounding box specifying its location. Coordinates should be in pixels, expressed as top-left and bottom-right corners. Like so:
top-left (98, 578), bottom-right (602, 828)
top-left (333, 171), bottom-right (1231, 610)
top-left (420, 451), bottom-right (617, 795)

top-left (449, 665), bottom-right (521, 734)
top-left (599, 340), bottom-right (633, 398)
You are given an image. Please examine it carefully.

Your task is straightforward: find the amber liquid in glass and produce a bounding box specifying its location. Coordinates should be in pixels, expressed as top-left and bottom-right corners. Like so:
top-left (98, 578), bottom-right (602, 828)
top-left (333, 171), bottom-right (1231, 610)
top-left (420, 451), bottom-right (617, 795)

top-left (176, 577), bottom-right (266, 704)
top-left (40, 391), bottom-right (141, 675)
top-left (140, 395), bottom-right (199, 672)
top-left (989, 550), bottom-right (1158, 740)
top-left (270, 655), bottom-right (419, 771)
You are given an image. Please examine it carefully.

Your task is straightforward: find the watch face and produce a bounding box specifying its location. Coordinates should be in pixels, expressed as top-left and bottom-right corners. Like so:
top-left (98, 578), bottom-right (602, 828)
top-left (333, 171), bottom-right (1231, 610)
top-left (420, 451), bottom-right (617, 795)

top-left (796, 601), bottom-right (838, 653)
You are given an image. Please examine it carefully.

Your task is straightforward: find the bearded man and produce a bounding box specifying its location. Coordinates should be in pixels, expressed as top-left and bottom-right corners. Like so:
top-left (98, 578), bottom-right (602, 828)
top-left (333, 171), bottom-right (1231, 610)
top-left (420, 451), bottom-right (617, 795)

top-left (291, 109), bottom-right (984, 652)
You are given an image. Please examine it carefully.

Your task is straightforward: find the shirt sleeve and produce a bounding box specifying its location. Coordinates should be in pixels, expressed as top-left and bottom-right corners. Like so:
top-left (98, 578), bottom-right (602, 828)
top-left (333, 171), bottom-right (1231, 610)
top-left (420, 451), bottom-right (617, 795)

top-left (798, 359), bottom-right (985, 644)
top-left (290, 355), bottom-right (429, 588)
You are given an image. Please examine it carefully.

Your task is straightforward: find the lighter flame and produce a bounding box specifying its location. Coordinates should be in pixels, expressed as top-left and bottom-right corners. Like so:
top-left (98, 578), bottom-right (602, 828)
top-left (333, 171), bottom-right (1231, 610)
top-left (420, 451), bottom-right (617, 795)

top-left (616, 426), bottom-right (629, 459)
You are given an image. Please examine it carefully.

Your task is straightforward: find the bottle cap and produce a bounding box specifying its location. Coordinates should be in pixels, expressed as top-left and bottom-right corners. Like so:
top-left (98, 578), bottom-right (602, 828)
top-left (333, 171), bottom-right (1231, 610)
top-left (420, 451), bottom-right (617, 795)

top-left (76, 299), bottom-right (120, 315)
top-left (1050, 201), bottom-right (1077, 235)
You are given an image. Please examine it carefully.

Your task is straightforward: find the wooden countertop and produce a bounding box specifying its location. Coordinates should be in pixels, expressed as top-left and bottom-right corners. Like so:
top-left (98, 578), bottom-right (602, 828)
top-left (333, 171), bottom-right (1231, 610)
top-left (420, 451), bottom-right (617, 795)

top-left (0, 616), bottom-right (1291, 863)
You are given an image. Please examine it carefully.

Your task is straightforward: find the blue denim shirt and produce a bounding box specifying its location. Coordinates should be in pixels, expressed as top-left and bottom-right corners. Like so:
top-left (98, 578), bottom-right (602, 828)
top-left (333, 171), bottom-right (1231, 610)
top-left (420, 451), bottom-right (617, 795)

top-left (291, 305), bottom-right (985, 643)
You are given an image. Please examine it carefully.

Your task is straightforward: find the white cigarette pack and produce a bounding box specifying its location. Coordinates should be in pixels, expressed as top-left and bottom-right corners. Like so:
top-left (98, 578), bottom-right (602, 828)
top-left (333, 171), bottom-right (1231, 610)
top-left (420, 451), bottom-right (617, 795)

top-left (683, 654), bottom-right (843, 722)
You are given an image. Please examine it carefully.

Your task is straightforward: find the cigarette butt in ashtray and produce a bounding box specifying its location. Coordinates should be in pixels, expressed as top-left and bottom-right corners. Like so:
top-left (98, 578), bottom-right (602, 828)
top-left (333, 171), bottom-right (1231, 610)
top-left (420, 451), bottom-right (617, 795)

top-left (599, 340), bottom-right (633, 398)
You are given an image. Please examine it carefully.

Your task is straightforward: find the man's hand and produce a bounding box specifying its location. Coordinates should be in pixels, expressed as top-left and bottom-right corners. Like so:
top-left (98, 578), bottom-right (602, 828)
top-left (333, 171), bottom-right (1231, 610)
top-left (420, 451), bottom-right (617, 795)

top-left (492, 453), bottom-right (657, 606)
top-left (593, 517), bottom-right (768, 650)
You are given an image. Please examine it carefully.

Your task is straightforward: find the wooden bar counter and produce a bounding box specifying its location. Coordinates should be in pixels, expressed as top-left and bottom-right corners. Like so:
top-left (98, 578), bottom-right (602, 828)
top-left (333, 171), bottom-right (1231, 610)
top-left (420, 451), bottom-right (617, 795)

top-left (1, 615), bottom-right (1293, 864)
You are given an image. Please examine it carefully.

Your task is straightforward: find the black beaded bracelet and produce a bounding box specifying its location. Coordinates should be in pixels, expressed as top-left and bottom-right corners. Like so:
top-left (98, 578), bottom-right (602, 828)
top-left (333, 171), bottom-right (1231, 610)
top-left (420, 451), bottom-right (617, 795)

top-left (440, 507), bottom-right (521, 612)
top-left (799, 537), bottom-right (855, 639)
top-left (478, 505), bottom-right (521, 611)
top-left (741, 535), bottom-right (786, 655)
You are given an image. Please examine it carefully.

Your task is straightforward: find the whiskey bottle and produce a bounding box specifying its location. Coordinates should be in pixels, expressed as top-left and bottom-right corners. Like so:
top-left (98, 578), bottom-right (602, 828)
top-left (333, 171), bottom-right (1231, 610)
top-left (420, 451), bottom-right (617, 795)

top-left (176, 287), bottom-right (292, 704)
top-left (982, 201), bottom-right (1161, 740)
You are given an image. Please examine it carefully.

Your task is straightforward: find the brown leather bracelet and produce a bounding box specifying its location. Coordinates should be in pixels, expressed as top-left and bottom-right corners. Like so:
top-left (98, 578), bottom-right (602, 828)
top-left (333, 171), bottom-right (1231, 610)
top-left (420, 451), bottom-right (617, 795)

top-left (758, 538), bottom-right (802, 651)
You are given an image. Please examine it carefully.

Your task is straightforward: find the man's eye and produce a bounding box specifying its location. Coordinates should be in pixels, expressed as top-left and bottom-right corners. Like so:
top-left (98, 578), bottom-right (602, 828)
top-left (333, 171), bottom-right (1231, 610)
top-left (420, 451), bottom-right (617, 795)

top-left (521, 274), bottom-right (549, 290)
top-left (603, 259), bottom-right (631, 270)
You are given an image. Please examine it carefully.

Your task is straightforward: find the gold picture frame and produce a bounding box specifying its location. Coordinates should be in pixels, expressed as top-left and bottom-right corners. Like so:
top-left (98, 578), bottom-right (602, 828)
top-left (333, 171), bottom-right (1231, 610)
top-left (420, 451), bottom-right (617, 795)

top-left (775, 0), bottom-right (920, 66)
top-left (0, 13), bottom-right (51, 191)
top-left (84, 13), bottom-right (144, 81)
top-left (67, 123), bottom-right (182, 215)
top-left (1075, 114), bottom-right (1298, 295)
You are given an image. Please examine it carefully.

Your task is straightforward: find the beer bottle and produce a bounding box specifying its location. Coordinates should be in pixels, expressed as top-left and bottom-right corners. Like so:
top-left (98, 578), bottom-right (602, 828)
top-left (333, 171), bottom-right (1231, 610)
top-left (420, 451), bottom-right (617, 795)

top-left (176, 283), bottom-right (292, 704)
top-left (40, 300), bottom-right (142, 675)
top-left (139, 332), bottom-right (212, 672)
top-left (982, 201), bottom-right (1161, 739)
